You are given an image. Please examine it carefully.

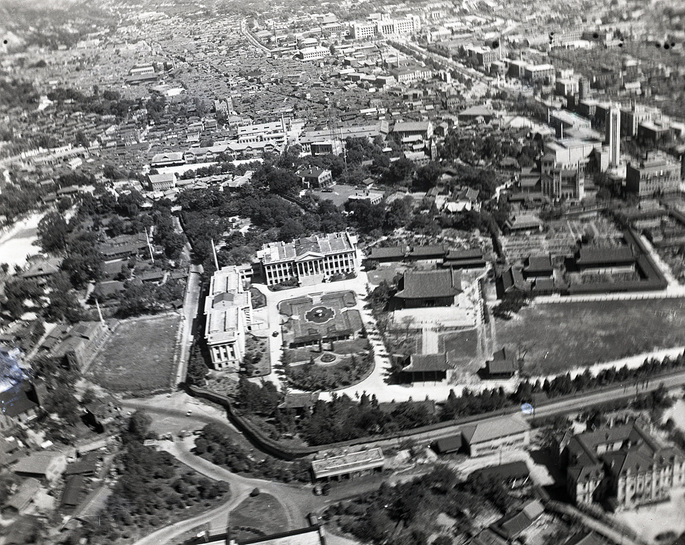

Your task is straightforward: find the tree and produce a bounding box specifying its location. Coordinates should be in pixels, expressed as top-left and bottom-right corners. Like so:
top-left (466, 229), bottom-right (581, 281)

top-left (38, 211), bottom-right (69, 253)
top-left (126, 411), bottom-right (152, 442)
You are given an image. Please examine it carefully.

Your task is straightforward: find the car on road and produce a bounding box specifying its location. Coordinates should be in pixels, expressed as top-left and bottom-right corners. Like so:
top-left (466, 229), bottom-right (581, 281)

top-left (186, 410), bottom-right (192, 416)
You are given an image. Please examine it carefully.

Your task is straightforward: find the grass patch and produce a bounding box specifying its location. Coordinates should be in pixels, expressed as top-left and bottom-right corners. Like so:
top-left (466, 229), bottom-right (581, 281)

top-left (88, 313), bottom-right (181, 392)
top-left (495, 299), bottom-right (685, 376)
top-left (440, 328), bottom-right (480, 367)
top-left (286, 352), bottom-right (374, 391)
top-left (229, 493), bottom-right (288, 535)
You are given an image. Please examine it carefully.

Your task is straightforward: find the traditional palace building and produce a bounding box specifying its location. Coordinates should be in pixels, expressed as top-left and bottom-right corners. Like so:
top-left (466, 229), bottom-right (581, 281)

top-left (257, 232), bottom-right (359, 286)
top-left (203, 266), bottom-right (252, 371)
top-left (561, 422), bottom-right (685, 509)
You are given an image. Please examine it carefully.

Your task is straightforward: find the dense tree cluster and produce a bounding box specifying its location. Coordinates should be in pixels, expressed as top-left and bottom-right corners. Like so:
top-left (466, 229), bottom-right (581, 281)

top-left (286, 352), bottom-right (374, 391)
top-left (328, 466), bottom-right (517, 545)
top-left (194, 422), bottom-right (311, 483)
top-left (82, 412), bottom-right (229, 545)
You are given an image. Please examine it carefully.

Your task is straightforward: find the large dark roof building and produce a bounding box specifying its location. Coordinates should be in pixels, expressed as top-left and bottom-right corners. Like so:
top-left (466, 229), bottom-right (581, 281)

top-left (395, 269), bottom-right (462, 308)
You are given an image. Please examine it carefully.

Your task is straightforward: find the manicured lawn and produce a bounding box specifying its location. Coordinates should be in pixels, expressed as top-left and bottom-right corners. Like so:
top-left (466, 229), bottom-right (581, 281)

top-left (88, 314), bottom-right (181, 392)
top-left (495, 299), bottom-right (685, 376)
top-left (229, 493), bottom-right (288, 537)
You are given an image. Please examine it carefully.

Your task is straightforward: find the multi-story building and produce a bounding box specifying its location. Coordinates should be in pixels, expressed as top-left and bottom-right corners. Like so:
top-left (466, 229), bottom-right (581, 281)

top-left (257, 232), bottom-right (359, 286)
top-left (350, 22), bottom-right (377, 40)
top-left (148, 172), bottom-right (176, 191)
top-left (540, 139), bottom-right (601, 201)
top-left (606, 106), bottom-right (621, 167)
top-left (555, 78), bottom-right (579, 97)
top-left (350, 15), bottom-right (420, 40)
top-left (524, 64), bottom-right (555, 82)
top-left (300, 47), bottom-right (329, 61)
top-left (563, 422), bottom-right (685, 509)
top-left (465, 45), bottom-right (498, 68)
top-left (625, 153), bottom-right (681, 198)
top-left (204, 266), bottom-right (252, 371)
top-left (300, 168), bottom-right (333, 188)
top-left (620, 103), bottom-right (661, 137)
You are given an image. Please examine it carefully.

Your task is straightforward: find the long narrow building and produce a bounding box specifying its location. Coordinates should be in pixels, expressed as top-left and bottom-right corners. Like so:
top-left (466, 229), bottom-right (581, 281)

top-left (203, 266), bottom-right (252, 371)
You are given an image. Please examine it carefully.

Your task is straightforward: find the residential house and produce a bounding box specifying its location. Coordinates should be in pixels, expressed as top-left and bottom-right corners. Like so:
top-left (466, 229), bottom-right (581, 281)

top-left (12, 452), bottom-right (67, 484)
top-left (485, 348), bottom-right (518, 379)
top-left (300, 168), bottom-right (333, 189)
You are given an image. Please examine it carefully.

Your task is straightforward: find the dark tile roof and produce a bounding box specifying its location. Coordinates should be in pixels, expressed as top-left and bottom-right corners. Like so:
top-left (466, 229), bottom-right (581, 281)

top-left (486, 348), bottom-right (517, 375)
top-left (0, 383), bottom-right (38, 419)
top-left (396, 269), bottom-right (462, 299)
top-left (434, 435), bottom-right (462, 454)
top-left (471, 461), bottom-right (529, 481)
top-left (576, 246), bottom-right (635, 266)
top-left (524, 255), bottom-right (553, 273)
top-left (404, 353), bottom-right (450, 372)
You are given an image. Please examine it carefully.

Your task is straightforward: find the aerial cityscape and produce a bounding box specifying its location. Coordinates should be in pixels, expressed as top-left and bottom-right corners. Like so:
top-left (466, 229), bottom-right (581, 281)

top-left (1, 0), bottom-right (685, 544)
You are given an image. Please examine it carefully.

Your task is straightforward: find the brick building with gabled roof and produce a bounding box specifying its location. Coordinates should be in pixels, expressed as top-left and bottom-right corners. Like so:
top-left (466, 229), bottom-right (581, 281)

top-left (562, 422), bottom-right (685, 509)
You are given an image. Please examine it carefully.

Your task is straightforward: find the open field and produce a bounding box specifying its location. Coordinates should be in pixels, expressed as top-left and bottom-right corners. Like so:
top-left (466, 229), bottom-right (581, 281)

top-left (88, 313), bottom-right (181, 392)
top-left (229, 493), bottom-right (288, 538)
top-left (495, 299), bottom-right (685, 376)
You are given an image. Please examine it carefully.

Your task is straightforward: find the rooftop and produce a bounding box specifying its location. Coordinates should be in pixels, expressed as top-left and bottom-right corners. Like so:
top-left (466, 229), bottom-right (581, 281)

top-left (311, 447), bottom-right (384, 479)
top-left (395, 269), bottom-right (462, 300)
top-left (462, 415), bottom-right (530, 445)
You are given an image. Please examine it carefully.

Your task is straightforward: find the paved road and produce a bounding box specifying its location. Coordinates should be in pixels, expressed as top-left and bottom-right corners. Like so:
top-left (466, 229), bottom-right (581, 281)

top-left (132, 437), bottom-right (382, 545)
top-left (174, 262), bottom-right (203, 386)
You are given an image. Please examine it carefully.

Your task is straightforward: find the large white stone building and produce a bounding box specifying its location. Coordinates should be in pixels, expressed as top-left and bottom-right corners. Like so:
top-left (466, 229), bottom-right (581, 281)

top-left (204, 266), bottom-right (252, 371)
top-left (257, 232), bottom-right (359, 286)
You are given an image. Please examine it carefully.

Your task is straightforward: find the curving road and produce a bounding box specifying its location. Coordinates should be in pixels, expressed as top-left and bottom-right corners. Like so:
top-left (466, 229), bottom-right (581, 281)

top-left (131, 438), bottom-right (310, 545)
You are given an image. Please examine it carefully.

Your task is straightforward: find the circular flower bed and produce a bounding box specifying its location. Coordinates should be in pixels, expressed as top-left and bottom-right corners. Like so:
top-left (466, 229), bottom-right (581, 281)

top-left (320, 352), bottom-right (336, 363)
top-left (305, 305), bottom-right (335, 324)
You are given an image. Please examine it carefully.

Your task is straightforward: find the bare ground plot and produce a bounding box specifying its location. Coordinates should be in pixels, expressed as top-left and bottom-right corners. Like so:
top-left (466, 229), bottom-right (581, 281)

top-left (87, 314), bottom-right (181, 393)
top-left (229, 493), bottom-right (288, 539)
top-left (615, 487), bottom-right (685, 545)
top-left (440, 328), bottom-right (481, 372)
top-left (495, 299), bottom-right (685, 376)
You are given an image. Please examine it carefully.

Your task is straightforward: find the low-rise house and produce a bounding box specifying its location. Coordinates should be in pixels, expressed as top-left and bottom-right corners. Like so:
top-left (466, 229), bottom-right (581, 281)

top-left (0, 382), bottom-right (41, 428)
top-left (485, 348), bottom-right (518, 379)
top-left (470, 460), bottom-right (530, 488)
top-left (4, 478), bottom-right (41, 514)
top-left (300, 168), bottom-right (333, 189)
top-left (19, 257), bottom-right (63, 284)
top-left (491, 499), bottom-right (544, 541)
top-left (461, 415), bottom-right (531, 457)
top-left (12, 452), bottom-right (67, 484)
